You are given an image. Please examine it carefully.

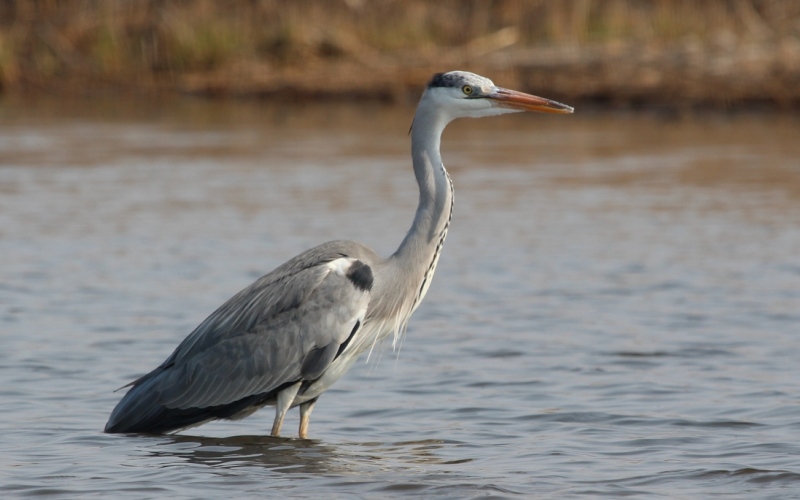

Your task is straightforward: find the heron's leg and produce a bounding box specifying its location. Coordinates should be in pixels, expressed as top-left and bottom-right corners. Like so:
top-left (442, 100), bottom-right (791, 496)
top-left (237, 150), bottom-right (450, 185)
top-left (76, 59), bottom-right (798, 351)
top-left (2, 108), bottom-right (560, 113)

top-left (271, 382), bottom-right (302, 437)
top-left (298, 397), bottom-right (319, 439)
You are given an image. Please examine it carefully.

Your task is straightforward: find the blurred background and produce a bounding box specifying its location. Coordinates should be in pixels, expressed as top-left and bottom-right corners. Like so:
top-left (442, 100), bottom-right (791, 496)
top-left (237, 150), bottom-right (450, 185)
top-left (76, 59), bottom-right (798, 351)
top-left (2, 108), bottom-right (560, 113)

top-left (1, 0), bottom-right (799, 108)
top-left (3, 2), bottom-right (800, 498)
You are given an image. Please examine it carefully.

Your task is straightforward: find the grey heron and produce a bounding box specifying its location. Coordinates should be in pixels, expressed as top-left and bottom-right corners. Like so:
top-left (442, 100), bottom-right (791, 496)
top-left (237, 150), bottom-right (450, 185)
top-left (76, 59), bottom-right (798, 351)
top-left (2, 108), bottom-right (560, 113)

top-left (105, 71), bottom-right (573, 437)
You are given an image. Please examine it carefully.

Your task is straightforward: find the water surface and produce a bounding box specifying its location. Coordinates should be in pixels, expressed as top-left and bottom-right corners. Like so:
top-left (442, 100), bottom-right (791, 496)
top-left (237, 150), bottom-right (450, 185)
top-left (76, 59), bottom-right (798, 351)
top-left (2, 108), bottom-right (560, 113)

top-left (2, 98), bottom-right (799, 498)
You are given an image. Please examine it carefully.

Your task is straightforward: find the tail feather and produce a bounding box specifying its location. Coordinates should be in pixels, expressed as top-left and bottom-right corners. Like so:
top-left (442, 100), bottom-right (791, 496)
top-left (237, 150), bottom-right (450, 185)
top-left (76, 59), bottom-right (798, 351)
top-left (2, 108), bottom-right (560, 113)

top-left (104, 372), bottom-right (281, 434)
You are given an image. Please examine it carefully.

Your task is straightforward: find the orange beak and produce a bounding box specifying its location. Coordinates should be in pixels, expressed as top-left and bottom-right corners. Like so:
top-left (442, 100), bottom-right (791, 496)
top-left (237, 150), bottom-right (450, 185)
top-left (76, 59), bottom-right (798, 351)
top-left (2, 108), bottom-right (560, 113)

top-left (488, 87), bottom-right (574, 114)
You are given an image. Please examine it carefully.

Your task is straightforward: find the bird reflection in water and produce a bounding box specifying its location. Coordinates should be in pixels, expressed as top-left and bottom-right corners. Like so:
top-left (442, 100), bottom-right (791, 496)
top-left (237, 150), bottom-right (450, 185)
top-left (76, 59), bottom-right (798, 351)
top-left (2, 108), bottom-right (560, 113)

top-left (147, 434), bottom-right (471, 474)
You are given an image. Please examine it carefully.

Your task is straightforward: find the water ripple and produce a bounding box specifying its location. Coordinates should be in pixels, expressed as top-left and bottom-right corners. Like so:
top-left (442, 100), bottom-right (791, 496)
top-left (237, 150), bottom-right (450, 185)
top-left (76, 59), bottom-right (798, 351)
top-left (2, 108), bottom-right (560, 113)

top-left (2, 106), bottom-right (800, 498)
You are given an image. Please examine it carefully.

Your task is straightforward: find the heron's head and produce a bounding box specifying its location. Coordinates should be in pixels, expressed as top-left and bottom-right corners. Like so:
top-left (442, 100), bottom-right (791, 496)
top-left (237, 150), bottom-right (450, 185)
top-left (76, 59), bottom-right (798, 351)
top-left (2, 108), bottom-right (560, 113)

top-left (421, 71), bottom-right (573, 121)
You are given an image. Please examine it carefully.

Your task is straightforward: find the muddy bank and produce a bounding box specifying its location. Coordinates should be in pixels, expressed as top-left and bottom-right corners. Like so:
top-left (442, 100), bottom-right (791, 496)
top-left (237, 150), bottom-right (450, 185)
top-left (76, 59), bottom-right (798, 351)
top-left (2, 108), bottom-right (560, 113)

top-left (174, 39), bottom-right (800, 110)
top-left (3, 1), bottom-right (800, 109)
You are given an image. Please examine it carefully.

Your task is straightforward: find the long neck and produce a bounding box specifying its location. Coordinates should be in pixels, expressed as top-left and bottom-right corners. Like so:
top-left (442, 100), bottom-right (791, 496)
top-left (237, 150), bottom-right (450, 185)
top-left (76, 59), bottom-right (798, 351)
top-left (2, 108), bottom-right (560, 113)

top-left (391, 99), bottom-right (454, 307)
top-left (360, 96), bottom-right (454, 352)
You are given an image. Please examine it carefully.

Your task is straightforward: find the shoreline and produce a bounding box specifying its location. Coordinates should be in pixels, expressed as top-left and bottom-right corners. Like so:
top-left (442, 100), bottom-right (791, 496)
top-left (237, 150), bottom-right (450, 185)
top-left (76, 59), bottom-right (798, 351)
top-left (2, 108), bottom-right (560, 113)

top-left (11, 40), bottom-right (800, 111)
top-left (3, 2), bottom-right (799, 110)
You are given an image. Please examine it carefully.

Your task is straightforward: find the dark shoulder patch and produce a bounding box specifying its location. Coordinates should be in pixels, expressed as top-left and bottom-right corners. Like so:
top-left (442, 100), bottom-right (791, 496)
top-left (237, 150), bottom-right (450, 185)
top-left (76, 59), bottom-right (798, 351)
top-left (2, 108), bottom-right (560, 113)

top-left (346, 261), bottom-right (373, 292)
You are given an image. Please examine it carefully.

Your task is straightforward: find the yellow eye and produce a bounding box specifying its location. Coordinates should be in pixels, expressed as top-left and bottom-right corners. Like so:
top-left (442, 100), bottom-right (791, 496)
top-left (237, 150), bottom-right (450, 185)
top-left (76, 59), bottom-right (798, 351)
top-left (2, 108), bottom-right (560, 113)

top-left (462, 85), bottom-right (473, 95)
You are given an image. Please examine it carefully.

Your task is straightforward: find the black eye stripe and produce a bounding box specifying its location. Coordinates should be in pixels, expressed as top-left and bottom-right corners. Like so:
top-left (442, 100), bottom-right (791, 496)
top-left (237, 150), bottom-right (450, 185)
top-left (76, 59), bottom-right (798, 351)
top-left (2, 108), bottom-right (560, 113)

top-left (427, 72), bottom-right (460, 88)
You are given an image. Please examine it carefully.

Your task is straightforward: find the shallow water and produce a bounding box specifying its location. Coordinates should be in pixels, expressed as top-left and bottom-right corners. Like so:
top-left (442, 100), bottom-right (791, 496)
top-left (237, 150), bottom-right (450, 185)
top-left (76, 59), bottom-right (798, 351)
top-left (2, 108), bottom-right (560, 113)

top-left (2, 97), bottom-right (800, 498)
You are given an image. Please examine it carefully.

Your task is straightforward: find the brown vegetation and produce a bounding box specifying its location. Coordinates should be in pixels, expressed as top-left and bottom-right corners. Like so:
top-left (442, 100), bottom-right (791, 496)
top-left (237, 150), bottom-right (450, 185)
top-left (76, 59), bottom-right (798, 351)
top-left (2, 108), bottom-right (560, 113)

top-left (2, 0), bottom-right (800, 108)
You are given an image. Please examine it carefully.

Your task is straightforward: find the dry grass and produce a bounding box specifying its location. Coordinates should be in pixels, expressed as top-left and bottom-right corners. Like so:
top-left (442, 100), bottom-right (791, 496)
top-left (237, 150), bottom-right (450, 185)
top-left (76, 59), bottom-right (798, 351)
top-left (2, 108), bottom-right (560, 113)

top-left (2, 0), bottom-right (800, 105)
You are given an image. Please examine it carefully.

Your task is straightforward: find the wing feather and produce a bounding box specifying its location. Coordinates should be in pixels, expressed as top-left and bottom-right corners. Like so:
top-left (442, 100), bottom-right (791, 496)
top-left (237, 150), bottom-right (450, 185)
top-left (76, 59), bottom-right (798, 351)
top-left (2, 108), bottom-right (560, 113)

top-left (153, 258), bottom-right (370, 410)
top-left (106, 241), bottom-right (377, 433)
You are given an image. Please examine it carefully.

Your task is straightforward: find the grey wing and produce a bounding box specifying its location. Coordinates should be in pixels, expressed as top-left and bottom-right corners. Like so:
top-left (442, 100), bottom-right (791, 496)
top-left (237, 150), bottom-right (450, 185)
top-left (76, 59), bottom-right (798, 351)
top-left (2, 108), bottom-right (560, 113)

top-left (106, 248), bottom-right (375, 433)
top-left (157, 257), bottom-right (372, 410)
top-left (162, 242), bottom-right (376, 369)
top-left (158, 257), bottom-right (371, 409)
